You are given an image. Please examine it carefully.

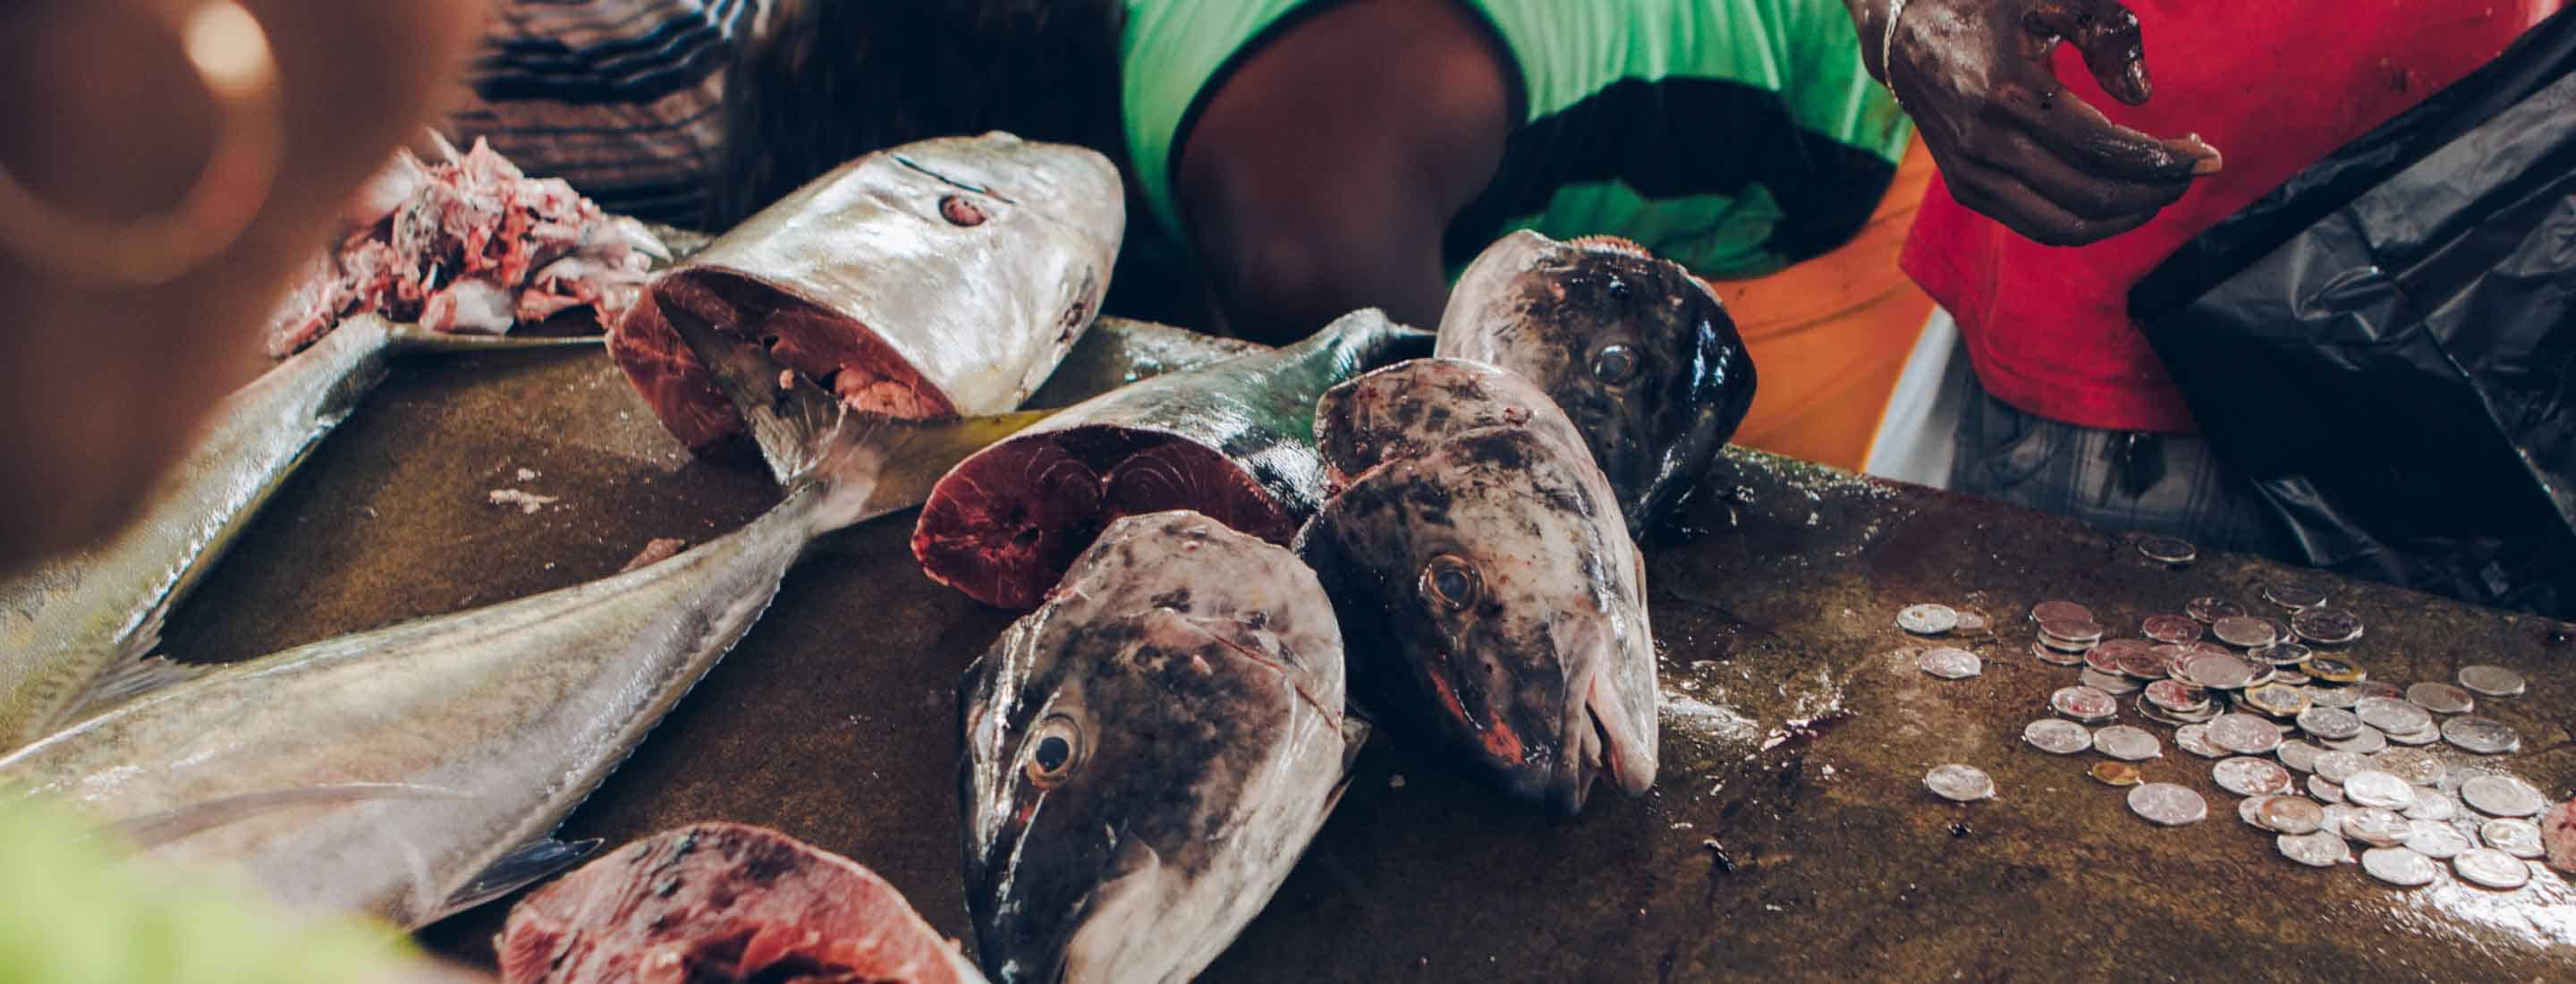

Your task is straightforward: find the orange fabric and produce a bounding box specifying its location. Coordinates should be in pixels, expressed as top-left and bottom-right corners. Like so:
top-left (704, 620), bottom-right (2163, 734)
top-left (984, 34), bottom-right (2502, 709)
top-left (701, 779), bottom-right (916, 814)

top-left (1707, 137), bottom-right (1936, 471)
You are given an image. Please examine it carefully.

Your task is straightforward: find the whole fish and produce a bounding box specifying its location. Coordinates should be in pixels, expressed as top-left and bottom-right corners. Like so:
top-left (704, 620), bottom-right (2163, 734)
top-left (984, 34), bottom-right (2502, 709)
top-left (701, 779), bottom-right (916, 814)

top-left (0, 132), bottom-right (1124, 928)
top-left (961, 510), bottom-right (1360, 984)
top-left (1296, 358), bottom-right (1657, 813)
top-left (913, 309), bottom-right (1431, 609)
top-left (1436, 230), bottom-right (1758, 538)
top-left (0, 317), bottom-right (596, 751)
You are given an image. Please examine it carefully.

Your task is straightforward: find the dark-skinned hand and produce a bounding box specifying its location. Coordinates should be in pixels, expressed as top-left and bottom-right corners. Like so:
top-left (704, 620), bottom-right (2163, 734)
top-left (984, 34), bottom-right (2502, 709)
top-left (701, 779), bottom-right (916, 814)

top-left (1845, 0), bottom-right (2224, 246)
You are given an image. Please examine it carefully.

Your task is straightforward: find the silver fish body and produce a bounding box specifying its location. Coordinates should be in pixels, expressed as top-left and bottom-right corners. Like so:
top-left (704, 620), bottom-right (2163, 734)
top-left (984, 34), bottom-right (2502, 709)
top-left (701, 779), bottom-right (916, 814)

top-left (962, 511), bottom-right (1360, 984)
top-left (1298, 359), bottom-right (1657, 813)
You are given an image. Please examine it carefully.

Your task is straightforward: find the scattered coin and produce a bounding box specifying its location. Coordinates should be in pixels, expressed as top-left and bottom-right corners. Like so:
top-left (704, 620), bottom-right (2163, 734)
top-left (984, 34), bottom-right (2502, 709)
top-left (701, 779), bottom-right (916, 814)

top-left (2307, 685), bottom-right (2360, 708)
top-left (2208, 713), bottom-right (2284, 755)
top-left (2145, 680), bottom-right (2211, 714)
top-left (2291, 607), bottom-right (2363, 645)
top-left (2240, 683), bottom-right (2308, 718)
top-left (2309, 776), bottom-right (2346, 804)
top-left (2457, 665), bottom-right (2527, 698)
top-left (2091, 638), bottom-right (2154, 662)
top-left (2279, 830), bottom-right (2351, 867)
top-left (2263, 582), bottom-right (2329, 610)
top-left (2091, 761), bottom-right (2144, 786)
top-left (2361, 846), bottom-right (2439, 886)
top-left (2356, 697), bottom-right (2433, 735)
top-left (2453, 847), bottom-right (2531, 890)
top-left (2274, 670), bottom-right (2313, 686)
top-left (2251, 641), bottom-right (2314, 667)
top-left (2482, 819), bottom-right (2546, 859)
top-left (2030, 600), bottom-right (2092, 624)
top-left (2038, 618), bottom-right (2105, 646)
top-left (2212, 615), bottom-right (2279, 649)
top-left (2347, 808), bottom-right (2413, 847)
top-left (2030, 640), bottom-right (2085, 666)
top-left (2324, 728), bottom-right (2389, 755)
top-left (1919, 647), bottom-right (1984, 680)
top-left (2405, 788), bottom-right (2460, 822)
top-left (2079, 668), bottom-right (2141, 696)
top-left (2094, 725), bottom-right (2162, 761)
top-left (2129, 783), bottom-right (2207, 827)
top-left (2297, 706), bottom-right (2365, 741)
top-left (2312, 751), bottom-right (2370, 784)
top-left (2372, 749), bottom-right (2445, 787)
top-left (2344, 771), bottom-right (2417, 810)
top-left (2137, 535), bottom-right (2199, 564)
top-left (1898, 603), bottom-right (1961, 635)
top-left (2140, 615), bottom-right (2204, 644)
top-left (2115, 649), bottom-right (2173, 681)
top-left (2186, 597), bottom-right (2246, 623)
top-left (2052, 685), bottom-right (2119, 724)
top-left (2023, 718), bottom-right (2094, 755)
top-left (2083, 644), bottom-right (2127, 674)
top-left (2406, 682), bottom-right (2476, 716)
top-left (2442, 716), bottom-right (2522, 755)
top-left (1953, 608), bottom-right (1992, 633)
top-left (2275, 739), bottom-right (2324, 773)
top-left (2175, 724), bottom-right (2227, 759)
top-left (2462, 775), bottom-right (2547, 818)
top-left (2215, 757), bottom-right (2294, 797)
top-left (2351, 681), bottom-right (2405, 702)
top-left (2259, 795), bottom-right (2327, 836)
top-left (2407, 821), bottom-right (2474, 860)
top-left (1925, 764), bottom-right (1996, 802)
top-left (2178, 653), bottom-right (2258, 690)
top-left (2383, 723), bottom-right (2442, 747)
top-left (2303, 657), bottom-right (2367, 684)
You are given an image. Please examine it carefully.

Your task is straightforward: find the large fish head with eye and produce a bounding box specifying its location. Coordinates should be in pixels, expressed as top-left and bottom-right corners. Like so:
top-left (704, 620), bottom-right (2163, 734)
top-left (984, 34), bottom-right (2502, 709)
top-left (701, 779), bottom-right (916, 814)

top-left (1296, 426), bottom-right (1657, 814)
top-left (1436, 230), bottom-right (1757, 538)
top-left (959, 511), bottom-right (1356, 984)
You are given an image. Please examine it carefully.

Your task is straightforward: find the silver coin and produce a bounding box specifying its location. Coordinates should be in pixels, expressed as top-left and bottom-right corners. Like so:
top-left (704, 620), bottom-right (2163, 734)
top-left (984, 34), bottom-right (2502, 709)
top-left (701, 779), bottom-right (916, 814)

top-left (2174, 724), bottom-right (2227, 759)
top-left (2457, 665), bottom-right (2528, 698)
top-left (2275, 670), bottom-right (2314, 686)
top-left (2306, 685), bottom-right (2360, 708)
top-left (2079, 667), bottom-right (2141, 696)
top-left (1954, 608), bottom-right (1992, 633)
top-left (2083, 643), bottom-right (2129, 674)
top-left (2030, 640), bottom-right (2086, 666)
top-left (2321, 803), bottom-right (2360, 838)
top-left (2207, 713), bottom-right (2283, 755)
top-left (2185, 597), bottom-right (2245, 623)
top-left (2179, 653), bottom-right (2257, 690)
top-left (2383, 724), bottom-right (2442, 747)
top-left (2039, 621), bottom-right (2106, 649)
top-left (2324, 728), bottom-right (2389, 755)
top-left (2441, 716), bottom-right (2522, 755)
top-left (2361, 846), bottom-right (2440, 886)
top-left (2251, 641), bottom-right (2314, 667)
top-left (2051, 685), bottom-right (2119, 723)
top-left (2214, 756), bottom-right (2294, 797)
top-left (2406, 682), bottom-right (2476, 716)
top-left (2275, 739), bottom-right (2324, 773)
top-left (1925, 763), bottom-right (1996, 802)
top-left (2371, 749), bottom-right (2446, 787)
top-left (2291, 607), bottom-right (2363, 645)
top-left (2404, 787), bottom-right (2460, 822)
top-left (2352, 681), bottom-right (2405, 701)
top-left (2144, 679), bottom-right (2209, 713)
top-left (2461, 775), bottom-right (2548, 818)
top-left (1898, 603), bottom-right (1960, 635)
top-left (2356, 697), bottom-right (2433, 735)
top-left (2343, 771), bottom-right (2417, 810)
top-left (2482, 819), bottom-right (2546, 859)
top-left (2346, 808), bottom-right (2413, 847)
top-left (2029, 600), bottom-right (2092, 624)
top-left (2137, 535), bottom-right (2199, 564)
top-left (2127, 782), bottom-right (2207, 826)
top-left (2406, 821), bottom-right (2474, 860)
top-left (2313, 751), bottom-right (2371, 784)
top-left (2022, 718), bottom-right (2093, 755)
top-left (2260, 795), bottom-right (2327, 836)
top-left (2140, 615), bottom-right (2204, 644)
top-left (2094, 725), bottom-right (2163, 761)
top-left (2296, 706), bottom-right (2365, 741)
top-left (2263, 582), bottom-right (2329, 610)
top-left (1919, 647), bottom-right (1983, 679)
top-left (2279, 829), bottom-right (2351, 867)
top-left (2211, 615), bottom-right (2278, 649)
top-left (2238, 795), bottom-right (2269, 829)
top-left (2454, 847), bottom-right (2531, 890)
top-left (2309, 776), bottom-right (2346, 804)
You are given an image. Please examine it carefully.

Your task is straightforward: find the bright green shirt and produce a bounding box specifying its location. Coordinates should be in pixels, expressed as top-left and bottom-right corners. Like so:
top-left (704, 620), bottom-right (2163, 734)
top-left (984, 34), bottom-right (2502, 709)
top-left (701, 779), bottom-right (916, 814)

top-left (1121, 0), bottom-right (1912, 279)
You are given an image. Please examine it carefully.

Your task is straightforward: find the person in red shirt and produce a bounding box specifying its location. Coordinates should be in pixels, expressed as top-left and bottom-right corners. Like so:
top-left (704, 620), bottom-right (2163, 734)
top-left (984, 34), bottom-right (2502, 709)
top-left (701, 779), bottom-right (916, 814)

top-left (1867, 0), bottom-right (2562, 552)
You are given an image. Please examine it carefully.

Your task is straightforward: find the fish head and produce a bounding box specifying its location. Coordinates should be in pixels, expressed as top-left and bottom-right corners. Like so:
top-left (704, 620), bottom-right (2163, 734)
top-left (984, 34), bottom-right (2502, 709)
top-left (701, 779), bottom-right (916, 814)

top-left (872, 131), bottom-right (1126, 246)
top-left (1297, 427), bottom-right (1657, 813)
top-left (1314, 358), bottom-right (1592, 487)
top-left (1436, 230), bottom-right (1758, 537)
top-left (960, 511), bottom-right (1351, 984)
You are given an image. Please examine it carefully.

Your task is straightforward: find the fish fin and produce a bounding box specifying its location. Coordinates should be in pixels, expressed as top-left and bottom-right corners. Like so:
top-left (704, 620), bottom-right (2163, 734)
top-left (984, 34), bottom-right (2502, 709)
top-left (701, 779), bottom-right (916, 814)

top-left (1324, 715), bottom-right (1371, 817)
top-left (110, 783), bottom-right (473, 848)
top-left (428, 837), bottom-right (605, 920)
top-left (381, 318), bottom-right (605, 353)
top-left (50, 655), bottom-right (217, 729)
top-left (818, 411), bottom-right (1059, 528)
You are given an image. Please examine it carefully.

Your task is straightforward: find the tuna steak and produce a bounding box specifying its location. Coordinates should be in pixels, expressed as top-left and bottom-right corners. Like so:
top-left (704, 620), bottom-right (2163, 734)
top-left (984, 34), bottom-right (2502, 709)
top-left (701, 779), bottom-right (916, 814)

top-left (912, 310), bottom-right (1430, 609)
top-left (612, 132), bottom-right (1123, 454)
top-left (962, 511), bottom-right (1360, 984)
top-left (1297, 359), bottom-right (1657, 813)
top-left (1436, 230), bottom-right (1757, 537)
top-left (498, 823), bottom-right (985, 984)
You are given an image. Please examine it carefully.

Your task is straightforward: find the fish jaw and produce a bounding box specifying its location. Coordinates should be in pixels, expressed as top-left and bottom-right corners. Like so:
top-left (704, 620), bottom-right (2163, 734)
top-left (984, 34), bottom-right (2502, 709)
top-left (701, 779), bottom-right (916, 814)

top-left (1555, 664), bottom-right (1660, 813)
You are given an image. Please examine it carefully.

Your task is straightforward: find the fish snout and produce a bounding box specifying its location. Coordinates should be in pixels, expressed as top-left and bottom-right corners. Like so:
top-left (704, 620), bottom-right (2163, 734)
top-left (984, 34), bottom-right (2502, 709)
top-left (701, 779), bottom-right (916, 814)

top-left (1555, 669), bottom-right (1658, 814)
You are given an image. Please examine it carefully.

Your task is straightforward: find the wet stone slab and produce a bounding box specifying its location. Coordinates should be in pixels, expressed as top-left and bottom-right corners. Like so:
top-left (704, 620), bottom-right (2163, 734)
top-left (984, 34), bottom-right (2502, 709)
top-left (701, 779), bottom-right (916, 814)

top-left (157, 344), bottom-right (2576, 982)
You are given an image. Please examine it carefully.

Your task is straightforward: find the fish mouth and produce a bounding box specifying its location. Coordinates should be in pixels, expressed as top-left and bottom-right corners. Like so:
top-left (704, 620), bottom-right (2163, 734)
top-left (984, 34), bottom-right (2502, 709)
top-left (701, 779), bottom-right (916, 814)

top-left (1555, 672), bottom-right (1657, 814)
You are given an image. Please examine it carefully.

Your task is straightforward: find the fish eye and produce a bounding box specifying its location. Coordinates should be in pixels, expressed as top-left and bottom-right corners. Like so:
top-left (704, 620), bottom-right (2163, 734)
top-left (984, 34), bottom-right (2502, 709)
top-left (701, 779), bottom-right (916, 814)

top-left (1419, 555), bottom-right (1480, 611)
top-left (1589, 344), bottom-right (1640, 385)
top-left (1023, 715), bottom-right (1081, 787)
top-left (939, 195), bottom-right (988, 226)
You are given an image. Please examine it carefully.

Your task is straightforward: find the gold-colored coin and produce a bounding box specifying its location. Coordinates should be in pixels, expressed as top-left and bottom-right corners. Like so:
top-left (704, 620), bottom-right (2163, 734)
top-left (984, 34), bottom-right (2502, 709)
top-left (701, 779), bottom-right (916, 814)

top-left (2302, 656), bottom-right (2368, 684)
top-left (2244, 683), bottom-right (2310, 717)
top-left (2090, 761), bottom-right (2144, 786)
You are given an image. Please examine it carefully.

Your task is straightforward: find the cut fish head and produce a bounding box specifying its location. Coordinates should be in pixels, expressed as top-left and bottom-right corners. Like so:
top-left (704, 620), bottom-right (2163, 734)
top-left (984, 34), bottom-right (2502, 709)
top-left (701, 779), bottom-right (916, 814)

top-left (959, 511), bottom-right (1352, 984)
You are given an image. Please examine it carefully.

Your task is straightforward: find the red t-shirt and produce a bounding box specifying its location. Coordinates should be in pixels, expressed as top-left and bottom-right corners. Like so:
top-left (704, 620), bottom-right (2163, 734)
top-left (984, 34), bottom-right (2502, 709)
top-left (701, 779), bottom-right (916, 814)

top-left (1901, 2), bottom-right (2559, 433)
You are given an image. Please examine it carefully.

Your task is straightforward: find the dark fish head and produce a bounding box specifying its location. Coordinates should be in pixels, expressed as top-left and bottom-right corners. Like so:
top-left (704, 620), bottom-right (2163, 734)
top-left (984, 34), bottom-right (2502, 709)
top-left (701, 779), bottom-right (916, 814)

top-left (1436, 230), bottom-right (1758, 537)
top-left (960, 511), bottom-right (1353, 984)
top-left (1314, 358), bottom-right (1591, 487)
top-left (1297, 427), bottom-right (1657, 813)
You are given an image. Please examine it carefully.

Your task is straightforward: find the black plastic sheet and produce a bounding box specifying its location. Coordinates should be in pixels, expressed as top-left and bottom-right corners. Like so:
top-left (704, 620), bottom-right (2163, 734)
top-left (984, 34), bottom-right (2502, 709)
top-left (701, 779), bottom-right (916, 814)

top-left (2131, 11), bottom-right (2576, 616)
